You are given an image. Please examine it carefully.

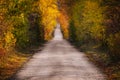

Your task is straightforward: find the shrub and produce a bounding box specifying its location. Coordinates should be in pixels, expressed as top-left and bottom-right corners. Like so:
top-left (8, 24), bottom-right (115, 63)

top-left (107, 32), bottom-right (120, 62)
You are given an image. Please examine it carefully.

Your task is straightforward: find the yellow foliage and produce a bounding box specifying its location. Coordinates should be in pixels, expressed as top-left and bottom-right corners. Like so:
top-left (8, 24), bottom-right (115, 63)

top-left (39, 0), bottom-right (59, 40)
top-left (74, 0), bottom-right (105, 41)
top-left (58, 11), bottom-right (69, 39)
top-left (83, 1), bottom-right (104, 24)
top-left (0, 52), bottom-right (28, 80)
top-left (4, 30), bottom-right (16, 50)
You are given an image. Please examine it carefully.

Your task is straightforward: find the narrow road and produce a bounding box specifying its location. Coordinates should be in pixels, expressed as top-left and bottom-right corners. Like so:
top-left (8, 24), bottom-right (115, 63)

top-left (14, 24), bottom-right (106, 80)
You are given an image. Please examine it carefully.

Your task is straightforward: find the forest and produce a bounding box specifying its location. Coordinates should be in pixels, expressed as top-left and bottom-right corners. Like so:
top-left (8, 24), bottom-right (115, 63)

top-left (0, 0), bottom-right (120, 80)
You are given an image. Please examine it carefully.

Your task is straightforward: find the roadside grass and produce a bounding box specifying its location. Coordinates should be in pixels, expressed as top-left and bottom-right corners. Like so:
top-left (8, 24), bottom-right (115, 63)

top-left (0, 51), bottom-right (31, 80)
top-left (80, 43), bottom-right (120, 80)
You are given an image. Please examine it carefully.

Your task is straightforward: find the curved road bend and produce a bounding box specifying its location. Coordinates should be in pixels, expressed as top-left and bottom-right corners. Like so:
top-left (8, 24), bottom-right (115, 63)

top-left (14, 24), bottom-right (106, 80)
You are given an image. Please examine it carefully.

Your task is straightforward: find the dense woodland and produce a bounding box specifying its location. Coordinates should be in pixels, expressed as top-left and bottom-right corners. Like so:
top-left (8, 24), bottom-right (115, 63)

top-left (59, 0), bottom-right (120, 79)
top-left (0, 0), bottom-right (120, 79)
top-left (59, 0), bottom-right (120, 62)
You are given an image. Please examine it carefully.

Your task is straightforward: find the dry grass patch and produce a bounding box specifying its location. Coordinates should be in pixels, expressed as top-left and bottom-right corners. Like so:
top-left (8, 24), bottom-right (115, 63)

top-left (0, 52), bottom-right (30, 80)
top-left (86, 52), bottom-right (120, 80)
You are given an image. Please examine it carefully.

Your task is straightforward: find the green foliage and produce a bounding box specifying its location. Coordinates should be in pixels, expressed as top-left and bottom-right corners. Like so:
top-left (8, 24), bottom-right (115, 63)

top-left (83, 1), bottom-right (105, 40)
top-left (69, 21), bottom-right (76, 42)
top-left (0, 0), bottom-right (60, 51)
top-left (12, 14), bottom-right (30, 49)
top-left (0, 0), bottom-right (120, 79)
top-left (103, 0), bottom-right (120, 62)
top-left (69, 0), bottom-right (105, 45)
top-left (0, 0), bottom-right (45, 51)
top-left (67, 0), bottom-right (120, 62)
top-left (107, 32), bottom-right (120, 61)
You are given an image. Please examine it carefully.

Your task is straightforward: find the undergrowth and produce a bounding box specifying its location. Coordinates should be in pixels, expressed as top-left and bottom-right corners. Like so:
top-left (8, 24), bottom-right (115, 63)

top-left (0, 51), bottom-right (31, 80)
top-left (79, 43), bottom-right (120, 80)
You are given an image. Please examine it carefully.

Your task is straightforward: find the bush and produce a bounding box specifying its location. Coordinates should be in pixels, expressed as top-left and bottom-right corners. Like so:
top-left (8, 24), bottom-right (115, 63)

top-left (107, 32), bottom-right (120, 61)
top-left (13, 15), bottom-right (30, 49)
top-left (69, 0), bottom-right (105, 45)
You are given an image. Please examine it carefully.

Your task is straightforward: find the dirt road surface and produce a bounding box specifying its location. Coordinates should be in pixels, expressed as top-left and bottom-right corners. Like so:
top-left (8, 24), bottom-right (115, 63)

top-left (14, 24), bottom-right (106, 80)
